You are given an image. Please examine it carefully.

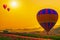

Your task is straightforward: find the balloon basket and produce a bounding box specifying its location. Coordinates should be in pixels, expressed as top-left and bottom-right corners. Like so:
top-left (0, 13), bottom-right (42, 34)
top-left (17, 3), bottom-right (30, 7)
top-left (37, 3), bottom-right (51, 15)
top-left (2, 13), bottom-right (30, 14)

top-left (47, 32), bottom-right (49, 35)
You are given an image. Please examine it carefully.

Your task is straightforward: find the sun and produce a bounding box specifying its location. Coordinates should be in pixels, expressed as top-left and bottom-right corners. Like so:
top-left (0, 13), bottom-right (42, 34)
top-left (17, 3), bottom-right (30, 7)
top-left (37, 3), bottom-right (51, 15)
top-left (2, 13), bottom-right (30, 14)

top-left (11, 1), bottom-right (17, 7)
top-left (10, 1), bottom-right (19, 8)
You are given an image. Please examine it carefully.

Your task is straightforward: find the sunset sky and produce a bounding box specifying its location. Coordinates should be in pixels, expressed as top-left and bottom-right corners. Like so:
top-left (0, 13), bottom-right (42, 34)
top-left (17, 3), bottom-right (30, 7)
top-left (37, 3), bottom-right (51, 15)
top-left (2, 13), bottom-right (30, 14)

top-left (0, 0), bottom-right (60, 32)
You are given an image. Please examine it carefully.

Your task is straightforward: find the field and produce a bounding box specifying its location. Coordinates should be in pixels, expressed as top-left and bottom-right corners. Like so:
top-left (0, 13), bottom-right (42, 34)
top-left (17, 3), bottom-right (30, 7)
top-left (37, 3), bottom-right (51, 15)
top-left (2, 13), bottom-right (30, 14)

top-left (0, 32), bottom-right (60, 40)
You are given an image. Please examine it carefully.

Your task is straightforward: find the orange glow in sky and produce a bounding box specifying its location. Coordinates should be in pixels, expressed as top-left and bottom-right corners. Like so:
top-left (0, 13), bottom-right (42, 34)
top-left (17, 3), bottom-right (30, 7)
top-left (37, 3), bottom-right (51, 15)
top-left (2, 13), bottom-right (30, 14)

top-left (0, 0), bottom-right (60, 32)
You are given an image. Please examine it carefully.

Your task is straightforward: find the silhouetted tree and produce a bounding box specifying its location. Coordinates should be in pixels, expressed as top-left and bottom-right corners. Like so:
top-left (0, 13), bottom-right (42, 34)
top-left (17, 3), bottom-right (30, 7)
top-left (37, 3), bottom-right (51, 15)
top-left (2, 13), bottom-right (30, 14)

top-left (3, 30), bottom-right (9, 34)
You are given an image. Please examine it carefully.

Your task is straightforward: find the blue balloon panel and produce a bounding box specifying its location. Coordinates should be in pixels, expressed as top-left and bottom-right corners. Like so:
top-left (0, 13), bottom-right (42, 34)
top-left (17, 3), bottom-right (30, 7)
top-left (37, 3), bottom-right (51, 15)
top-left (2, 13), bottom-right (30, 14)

top-left (40, 22), bottom-right (55, 32)
top-left (38, 9), bottom-right (58, 16)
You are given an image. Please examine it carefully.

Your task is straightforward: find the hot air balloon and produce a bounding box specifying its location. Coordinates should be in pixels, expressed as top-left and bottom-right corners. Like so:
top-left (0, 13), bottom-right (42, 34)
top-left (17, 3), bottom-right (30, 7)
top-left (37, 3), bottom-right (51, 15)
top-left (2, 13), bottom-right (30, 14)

top-left (37, 9), bottom-right (58, 35)
top-left (3, 4), bottom-right (7, 9)
top-left (7, 8), bottom-right (10, 11)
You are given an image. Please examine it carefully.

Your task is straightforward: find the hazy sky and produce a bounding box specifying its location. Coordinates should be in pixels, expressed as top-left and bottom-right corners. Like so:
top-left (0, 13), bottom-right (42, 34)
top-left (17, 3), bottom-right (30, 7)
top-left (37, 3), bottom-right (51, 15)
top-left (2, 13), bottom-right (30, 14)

top-left (0, 0), bottom-right (60, 31)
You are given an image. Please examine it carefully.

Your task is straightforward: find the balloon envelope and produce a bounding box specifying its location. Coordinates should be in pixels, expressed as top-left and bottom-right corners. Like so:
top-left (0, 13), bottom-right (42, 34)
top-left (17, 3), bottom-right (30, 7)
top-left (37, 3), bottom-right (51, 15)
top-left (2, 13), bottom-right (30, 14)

top-left (3, 4), bottom-right (7, 9)
top-left (37, 9), bottom-right (58, 32)
top-left (7, 8), bottom-right (10, 11)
